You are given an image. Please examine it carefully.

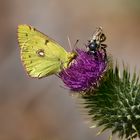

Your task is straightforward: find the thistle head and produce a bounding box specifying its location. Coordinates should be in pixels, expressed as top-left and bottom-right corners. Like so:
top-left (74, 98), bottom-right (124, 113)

top-left (59, 49), bottom-right (107, 92)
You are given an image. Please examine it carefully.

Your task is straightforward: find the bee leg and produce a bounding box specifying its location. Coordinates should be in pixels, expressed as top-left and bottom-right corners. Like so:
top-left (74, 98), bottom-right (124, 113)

top-left (100, 44), bottom-right (107, 60)
top-left (101, 43), bottom-right (107, 48)
top-left (100, 33), bottom-right (106, 42)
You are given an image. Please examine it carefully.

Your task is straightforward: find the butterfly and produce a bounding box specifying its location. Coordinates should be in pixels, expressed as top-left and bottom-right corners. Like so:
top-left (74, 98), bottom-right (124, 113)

top-left (18, 25), bottom-right (76, 78)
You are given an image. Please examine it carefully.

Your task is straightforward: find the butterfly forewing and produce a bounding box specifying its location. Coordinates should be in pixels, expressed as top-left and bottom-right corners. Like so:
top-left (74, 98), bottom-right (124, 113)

top-left (18, 25), bottom-right (70, 78)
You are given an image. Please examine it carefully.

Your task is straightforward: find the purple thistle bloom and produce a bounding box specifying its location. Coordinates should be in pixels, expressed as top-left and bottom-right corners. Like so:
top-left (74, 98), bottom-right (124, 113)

top-left (59, 49), bottom-right (107, 92)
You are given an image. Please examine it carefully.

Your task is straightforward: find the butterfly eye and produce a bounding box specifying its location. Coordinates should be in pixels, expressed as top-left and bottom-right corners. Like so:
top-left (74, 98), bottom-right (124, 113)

top-left (37, 49), bottom-right (45, 57)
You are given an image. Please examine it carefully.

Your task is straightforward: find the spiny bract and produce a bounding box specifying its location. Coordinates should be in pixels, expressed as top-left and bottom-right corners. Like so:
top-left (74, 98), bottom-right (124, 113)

top-left (82, 65), bottom-right (140, 140)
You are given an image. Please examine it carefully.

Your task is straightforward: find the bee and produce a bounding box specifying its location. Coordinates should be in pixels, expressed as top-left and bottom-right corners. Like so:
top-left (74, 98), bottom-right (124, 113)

top-left (87, 27), bottom-right (107, 59)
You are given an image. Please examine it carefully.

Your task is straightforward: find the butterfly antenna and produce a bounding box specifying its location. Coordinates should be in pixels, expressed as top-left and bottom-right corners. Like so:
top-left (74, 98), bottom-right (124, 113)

top-left (67, 35), bottom-right (72, 52)
top-left (73, 39), bottom-right (79, 51)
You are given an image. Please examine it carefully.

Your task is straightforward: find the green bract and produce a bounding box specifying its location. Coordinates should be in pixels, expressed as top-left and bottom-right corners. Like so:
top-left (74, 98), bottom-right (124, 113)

top-left (82, 64), bottom-right (140, 140)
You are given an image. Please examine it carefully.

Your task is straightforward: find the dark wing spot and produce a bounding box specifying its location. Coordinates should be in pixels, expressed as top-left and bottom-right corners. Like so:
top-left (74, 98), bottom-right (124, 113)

top-left (45, 40), bottom-right (49, 45)
top-left (25, 33), bottom-right (28, 37)
top-left (28, 26), bottom-right (31, 30)
top-left (36, 49), bottom-right (45, 57)
top-left (30, 26), bottom-right (35, 31)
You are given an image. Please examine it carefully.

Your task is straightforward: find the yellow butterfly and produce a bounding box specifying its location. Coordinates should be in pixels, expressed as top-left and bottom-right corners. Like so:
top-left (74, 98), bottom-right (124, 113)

top-left (18, 25), bottom-right (76, 78)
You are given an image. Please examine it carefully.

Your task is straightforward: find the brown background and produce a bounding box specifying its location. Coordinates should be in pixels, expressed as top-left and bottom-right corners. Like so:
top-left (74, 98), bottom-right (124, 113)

top-left (0, 0), bottom-right (140, 140)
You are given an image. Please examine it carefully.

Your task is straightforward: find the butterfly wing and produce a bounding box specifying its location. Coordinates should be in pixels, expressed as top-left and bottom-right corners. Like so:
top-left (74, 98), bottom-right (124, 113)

top-left (18, 25), bottom-right (70, 78)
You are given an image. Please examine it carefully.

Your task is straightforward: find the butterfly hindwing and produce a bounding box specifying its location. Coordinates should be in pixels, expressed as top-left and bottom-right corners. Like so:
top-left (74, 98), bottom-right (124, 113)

top-left (18, 25), bottom-right (70, 78)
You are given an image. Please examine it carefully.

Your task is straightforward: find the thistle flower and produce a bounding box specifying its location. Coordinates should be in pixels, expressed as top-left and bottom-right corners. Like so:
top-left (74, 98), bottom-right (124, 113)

top-left (59, 49), bottom-right (107, 92)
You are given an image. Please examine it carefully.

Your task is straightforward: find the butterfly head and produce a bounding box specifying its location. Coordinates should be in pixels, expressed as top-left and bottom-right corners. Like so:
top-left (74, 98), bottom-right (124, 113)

top-left (63, 52), bottom-right (77, 68)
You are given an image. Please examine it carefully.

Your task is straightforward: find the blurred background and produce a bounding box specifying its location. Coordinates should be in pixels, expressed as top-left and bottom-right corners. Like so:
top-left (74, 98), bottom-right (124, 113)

top-left (0, 0), bottom-right (140, 140)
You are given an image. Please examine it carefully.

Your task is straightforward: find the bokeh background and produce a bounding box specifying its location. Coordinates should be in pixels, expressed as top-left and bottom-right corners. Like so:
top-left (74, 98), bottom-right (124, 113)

top-left (0, 0), bottom-right (140, 140)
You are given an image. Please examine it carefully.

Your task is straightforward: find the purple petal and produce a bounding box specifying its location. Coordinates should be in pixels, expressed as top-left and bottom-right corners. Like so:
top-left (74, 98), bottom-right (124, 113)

top-left (59, 49), bottom-right (107, 92)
